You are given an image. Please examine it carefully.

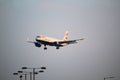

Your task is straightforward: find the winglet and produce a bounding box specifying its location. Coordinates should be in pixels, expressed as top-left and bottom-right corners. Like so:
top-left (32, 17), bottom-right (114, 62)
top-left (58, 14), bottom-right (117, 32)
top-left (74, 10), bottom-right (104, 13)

top-left (79, 38), bottom-right (85, 40)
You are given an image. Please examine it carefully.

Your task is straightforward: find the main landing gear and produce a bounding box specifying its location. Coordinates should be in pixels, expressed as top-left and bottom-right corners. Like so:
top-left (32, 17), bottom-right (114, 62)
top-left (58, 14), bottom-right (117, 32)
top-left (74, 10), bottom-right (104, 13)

top-left (43, 45), bottom-right (60, 50)
top-left (56, 46), bottom-right (59, 49)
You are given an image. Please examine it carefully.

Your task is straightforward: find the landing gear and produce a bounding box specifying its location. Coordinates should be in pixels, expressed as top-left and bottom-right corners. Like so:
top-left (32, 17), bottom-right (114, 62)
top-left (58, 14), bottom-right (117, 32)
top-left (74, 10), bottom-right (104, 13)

top-left (56, 46), bottom-right (59, 49)
top-left (44, 45), bottom-right (47, 50)
top-left (44, 47), bottom-right (47, 50)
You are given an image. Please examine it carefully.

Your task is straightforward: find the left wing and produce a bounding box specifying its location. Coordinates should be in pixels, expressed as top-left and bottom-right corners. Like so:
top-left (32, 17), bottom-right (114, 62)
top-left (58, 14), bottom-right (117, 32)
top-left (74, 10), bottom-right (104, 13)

top-left (58, 38), bottom-right (85, 45)
top-left (26, 37), bottom-right (36, 43)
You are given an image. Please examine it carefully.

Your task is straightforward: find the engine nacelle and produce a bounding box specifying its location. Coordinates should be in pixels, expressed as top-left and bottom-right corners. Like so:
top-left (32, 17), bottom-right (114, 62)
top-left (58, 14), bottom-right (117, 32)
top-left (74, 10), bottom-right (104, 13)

top-left (35, 43), bottom-right (41, 47)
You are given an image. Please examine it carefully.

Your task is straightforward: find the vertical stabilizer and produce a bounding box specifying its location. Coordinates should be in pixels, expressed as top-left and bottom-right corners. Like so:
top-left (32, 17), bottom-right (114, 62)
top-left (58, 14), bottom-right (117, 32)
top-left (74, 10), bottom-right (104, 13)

top-left (63, 31), bottom-right (69, 41)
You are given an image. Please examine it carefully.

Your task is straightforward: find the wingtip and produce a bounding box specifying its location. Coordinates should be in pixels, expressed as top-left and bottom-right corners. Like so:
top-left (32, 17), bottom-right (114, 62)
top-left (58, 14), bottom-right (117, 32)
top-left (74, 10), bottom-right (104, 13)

top-left (80, 38), bottom-right (85, 40)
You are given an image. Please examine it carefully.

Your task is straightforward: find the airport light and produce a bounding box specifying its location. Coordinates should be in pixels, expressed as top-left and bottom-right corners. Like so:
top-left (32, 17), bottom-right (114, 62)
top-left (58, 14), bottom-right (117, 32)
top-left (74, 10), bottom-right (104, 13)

top-left (18, 71), bottom-right (41, 79)
top-left (14, 71), bottom-right (32, 80)
top-left (18, 71), bottom-right (30, 80)
top-left (13, 73), bottom-right (23, 80)
top-left (22, 67), bottom-right (46, 80)
top-left (22, 67), bottom-right (28, 69)
top-left (13, 73), bottom-right (18, 75)
top-left (41, 67), bottom-right (46, 69)
top-left (39, 70), bottom-right (44, 73)
top-left (22, 67), bottom-right (46, 70)
top-left (104, 76), bottom-right (115, 80)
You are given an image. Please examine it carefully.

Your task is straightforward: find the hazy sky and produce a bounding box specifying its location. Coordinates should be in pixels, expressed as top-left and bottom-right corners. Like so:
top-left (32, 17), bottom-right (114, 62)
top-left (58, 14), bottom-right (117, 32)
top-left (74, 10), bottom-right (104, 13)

top-left (0, 0), bottom-right (120, 80)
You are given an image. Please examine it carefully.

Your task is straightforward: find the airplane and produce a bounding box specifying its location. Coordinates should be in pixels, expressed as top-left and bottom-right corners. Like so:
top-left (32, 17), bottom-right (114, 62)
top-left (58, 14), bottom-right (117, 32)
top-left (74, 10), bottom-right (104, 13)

top-left (27, 31), bottom-right (84, 50)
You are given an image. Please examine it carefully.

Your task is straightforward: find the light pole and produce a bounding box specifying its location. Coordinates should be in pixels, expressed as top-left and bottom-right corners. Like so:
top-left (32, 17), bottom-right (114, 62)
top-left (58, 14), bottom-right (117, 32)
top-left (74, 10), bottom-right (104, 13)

top-left (22, 67), bottom-right (46, 80)
top-left (104, 76), bottom-right (115, 80)
top-left (13, 72), bottom-right (30, 80)
top-left (18, 71), bottom-right (32, 80)
top-left (30, 72), bottom-right (32, 80)
top-left (18, 71), bottom-right (41, 80)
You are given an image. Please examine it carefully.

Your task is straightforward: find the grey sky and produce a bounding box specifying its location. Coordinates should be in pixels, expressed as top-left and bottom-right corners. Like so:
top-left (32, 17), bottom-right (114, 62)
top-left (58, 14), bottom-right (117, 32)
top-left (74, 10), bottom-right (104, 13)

top-left (0, 0), bottom-right (120, 80)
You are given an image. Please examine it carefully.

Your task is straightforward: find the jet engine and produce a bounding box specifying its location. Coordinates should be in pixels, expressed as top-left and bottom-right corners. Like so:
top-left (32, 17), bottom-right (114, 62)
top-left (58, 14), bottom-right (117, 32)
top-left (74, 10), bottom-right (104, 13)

top-left (34, 43), bottom-right (41, 47)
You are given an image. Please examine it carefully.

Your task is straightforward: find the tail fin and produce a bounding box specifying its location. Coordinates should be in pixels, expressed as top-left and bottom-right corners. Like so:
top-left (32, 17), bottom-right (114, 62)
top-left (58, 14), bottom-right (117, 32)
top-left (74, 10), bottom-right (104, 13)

top-left (63, 31), bottom-right (69, 41)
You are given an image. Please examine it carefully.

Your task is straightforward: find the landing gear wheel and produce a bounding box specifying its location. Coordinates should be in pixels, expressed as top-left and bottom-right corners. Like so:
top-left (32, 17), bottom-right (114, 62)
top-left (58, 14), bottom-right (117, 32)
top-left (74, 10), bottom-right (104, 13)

top-left (56, 46), bottom-right (59, 49)
top-left (44, 45), bottom-right (47, 50)
top-left (44, 47), bottom-right (47, 50)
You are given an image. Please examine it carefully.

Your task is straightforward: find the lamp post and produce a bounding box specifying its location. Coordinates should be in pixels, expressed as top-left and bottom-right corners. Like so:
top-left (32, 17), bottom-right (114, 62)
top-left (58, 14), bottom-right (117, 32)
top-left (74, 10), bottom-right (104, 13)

top-left (22, 67), bottom-right (46, 80)
top-left (30, 72), bottom-right (32, 80)
top-left (104, 76), bottom-right (115, 80)
top-left (18, 71), bottom-right (42, 80)
top-left (18, 71), bottom-right (30, 80)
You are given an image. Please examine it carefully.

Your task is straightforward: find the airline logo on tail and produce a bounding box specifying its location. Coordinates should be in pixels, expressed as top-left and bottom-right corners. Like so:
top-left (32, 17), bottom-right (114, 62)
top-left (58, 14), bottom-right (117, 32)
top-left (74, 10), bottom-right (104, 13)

top-left (63, 31), bottom-right (69, 41)
top-left (27, 31), bottom-right (84, 50)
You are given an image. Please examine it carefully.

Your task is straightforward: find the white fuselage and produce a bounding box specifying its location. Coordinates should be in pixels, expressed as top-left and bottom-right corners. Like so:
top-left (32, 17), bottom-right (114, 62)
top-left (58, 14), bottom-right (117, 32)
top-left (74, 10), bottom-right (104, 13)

top-left (36, 35), bottom-right (68, 46)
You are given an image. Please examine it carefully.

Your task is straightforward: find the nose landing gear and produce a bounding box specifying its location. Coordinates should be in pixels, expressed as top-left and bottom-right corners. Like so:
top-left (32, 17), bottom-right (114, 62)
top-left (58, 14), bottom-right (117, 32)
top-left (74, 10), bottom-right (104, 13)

top-left (56, 46), bottom-right (59, 49)
top-left (44, 45), bottom-right (47, 50)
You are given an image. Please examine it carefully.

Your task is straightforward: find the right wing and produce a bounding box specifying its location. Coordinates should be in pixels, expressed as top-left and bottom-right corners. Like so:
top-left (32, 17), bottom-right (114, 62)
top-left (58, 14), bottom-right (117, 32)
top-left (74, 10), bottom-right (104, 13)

top-left (58, 38), bottom-right (85, 45)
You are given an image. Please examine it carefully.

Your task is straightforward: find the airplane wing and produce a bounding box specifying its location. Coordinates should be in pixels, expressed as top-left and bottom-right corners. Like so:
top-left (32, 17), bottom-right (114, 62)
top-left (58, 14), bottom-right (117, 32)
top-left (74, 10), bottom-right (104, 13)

top-left (26, 37), bottom-right (39, 44)
top-left (26, 38), bottom-right (42, 47)
top-left (58, 38), bottom-right (85, 44)
top-left (26, 38), bottom-right (35, 43)
top-left (27, 41), bottom-right (36, 43)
